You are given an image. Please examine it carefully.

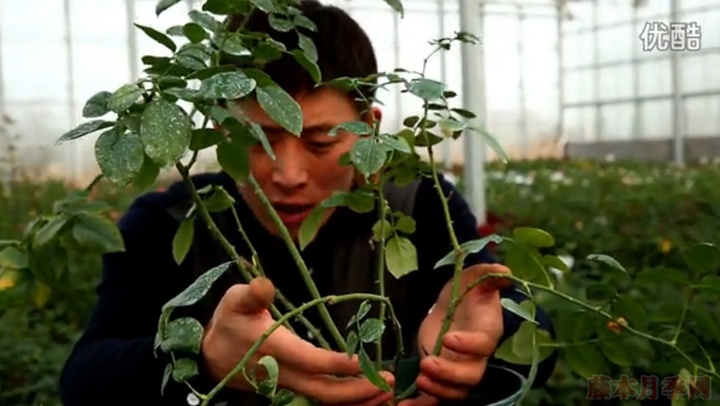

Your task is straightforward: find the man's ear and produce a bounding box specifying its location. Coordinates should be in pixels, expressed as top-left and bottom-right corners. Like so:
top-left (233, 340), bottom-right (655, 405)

top-left (362, 106), bottom-right (382, 127)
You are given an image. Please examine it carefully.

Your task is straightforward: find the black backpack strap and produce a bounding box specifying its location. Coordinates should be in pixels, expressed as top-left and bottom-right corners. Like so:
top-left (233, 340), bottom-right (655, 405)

top-left (330, 179), bottom-right (421, 358)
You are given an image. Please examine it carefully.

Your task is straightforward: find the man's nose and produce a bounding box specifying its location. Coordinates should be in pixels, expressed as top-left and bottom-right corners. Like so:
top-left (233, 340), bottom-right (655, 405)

top-left (270, 139), bottom-right (308, 191)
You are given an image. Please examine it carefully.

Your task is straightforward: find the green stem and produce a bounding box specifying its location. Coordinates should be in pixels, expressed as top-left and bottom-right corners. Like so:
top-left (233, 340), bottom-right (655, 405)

top-left (200, 292), bottom-right (393, 406)
top-left (375, 172), bottom-right (388, 369)
top-left (230, 205), bottom-right (331, 349)
top-left (246, 174), bottom-right (346, 351)
top-left (671, 287), bottom-right (692, 345)
top-left (175, 163), bottom-right (293, 333)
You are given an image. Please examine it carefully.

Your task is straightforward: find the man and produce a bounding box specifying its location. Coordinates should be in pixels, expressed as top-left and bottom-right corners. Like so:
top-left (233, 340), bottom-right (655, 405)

top-left (59, 2), bottom-right (557, 405)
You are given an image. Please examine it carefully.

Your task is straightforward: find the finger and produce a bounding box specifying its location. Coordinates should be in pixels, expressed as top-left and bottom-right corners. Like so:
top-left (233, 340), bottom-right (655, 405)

top-left (397, 393), bottom-right (439, 406)
top-left (223, 278), bottom-right (275, 315)
top-left (416, 373), bottom-right (469, 400)
top-left (286, 370), bottom-right (394, 405)
top-left (443, 331), bottom-right (496, 357)
top-left (420, 355), bottom-right (486, 387)
top-left (265, 329), bottom-right (362, 376)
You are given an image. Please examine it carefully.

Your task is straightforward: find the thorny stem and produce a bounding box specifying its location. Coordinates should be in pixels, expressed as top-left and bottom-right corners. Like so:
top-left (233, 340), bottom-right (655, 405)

top-left (462, 272), bottom-right (720, 380)
top-left (374, 150), bottom-right (388, 369)
top-left (245, 174), bottom-right (347, 351)
top-left (175, 163), bottom-right (295, 333)
top-left (200, 293), bottom-right (397, 406)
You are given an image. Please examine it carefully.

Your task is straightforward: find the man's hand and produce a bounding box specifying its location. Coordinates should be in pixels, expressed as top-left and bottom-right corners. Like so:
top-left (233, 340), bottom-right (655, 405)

top-left (401, 264), bottom-right (511, 406)
top-left (201, 277), bottom-right (395, 405)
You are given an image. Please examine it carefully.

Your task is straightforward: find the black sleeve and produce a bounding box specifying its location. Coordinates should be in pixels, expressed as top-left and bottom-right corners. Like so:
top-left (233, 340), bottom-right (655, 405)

top-left (57, 194), bottom-right (231, 406)
top-left (411, 173), bottom-right (558, 387)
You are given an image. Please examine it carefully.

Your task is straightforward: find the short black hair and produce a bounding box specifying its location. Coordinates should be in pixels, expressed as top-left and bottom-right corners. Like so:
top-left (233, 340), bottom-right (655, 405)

top-left (223, 0), bottom-right (379, 113)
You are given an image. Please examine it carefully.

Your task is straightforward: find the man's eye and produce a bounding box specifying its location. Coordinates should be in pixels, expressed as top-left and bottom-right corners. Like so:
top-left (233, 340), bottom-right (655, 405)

top-left (308, 141), bottom-right (334, 149)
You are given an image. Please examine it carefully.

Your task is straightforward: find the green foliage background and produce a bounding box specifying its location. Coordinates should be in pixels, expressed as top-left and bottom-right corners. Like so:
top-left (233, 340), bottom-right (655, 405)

top-left (1, 159), bottom-right (719, 405)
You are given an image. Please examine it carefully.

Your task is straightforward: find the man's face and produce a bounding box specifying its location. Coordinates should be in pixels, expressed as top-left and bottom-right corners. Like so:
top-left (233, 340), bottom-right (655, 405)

top-left (230, 87), bottom-right (373, 240)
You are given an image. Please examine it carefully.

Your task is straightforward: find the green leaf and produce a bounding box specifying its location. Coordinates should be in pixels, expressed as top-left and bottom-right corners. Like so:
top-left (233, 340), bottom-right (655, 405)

top-left (297, 33), bottom-right (317, 62)
top-left (542, 254), bottom-right (569, 273)
top-left (329, 121), bottom-right (372, 137)
top-left (134, 23), bottom-right (177, 53)
top-left (173, 217), bottom-right (194, 265)
top-left (298, 205), bottom-right (324, 250)
top-left (290, 50), bottom-right (321, 84)
top-left (172, 358), bottom-right (199, 382)
top-left (382, 0), bottom-right (404, 17)
top-left (503, 241), bottom-right (549, 285)
top-left (347, 300), bottom-right (372, 328)
top-left (268, 14), bottom-right (294, 32)
top-left (395, 216), bottom-right (416, 234)
top-left (162, 261), bottom-right (232, 312)
top-left (108, 84), bottom-right (144, 113)
top-left (513, 227), bottom-right (555, 248)
top-left (359, 318), bottom-right (385, 343)
top-left (161, 364), bottom-right (172, 395)
top-left (190, 128), bottom-right (225, 151)
top-left (494, 321), bottom-right (554, 365)
top-left (157, 76), bottom-right (187, 90)
top-left (271, 390), bottom-right (298, 406)
top-left (438, 118), bottom-right (467, 136)
top-left (216, 135), bottom-right (252, 183)
top-left (183, 23), bottom-right (206, 43)
top-left (82, 91), bottom-right (112, 118)
top-left (293, 15), bottom-right (317, 31)
top-left (94, 128), bottom-right (145, 187)
top-left (563, 344), bottom-right (608, 379)
top-left (469, 126), bottom-right (509, 162)
top-left (140, 99), bottom-right (192, 166)
top-left (256, 355), bottom-right (280, 397)
top-left (587, 253), bottom-right (627, 274)
top-left (379, 134), bottom-right (411, 153)
top-left (500, 299), bottom-right (537, 325)
top-left (203, 187), bottom-right (235, 212)
top-left (256, 84), bottom-right (303, 136)
top-left (57, 120), bottom-right (114, 143)
top-left (372, 219), bottom-right (393, 241)
top-left (351, 138), bottom-right (387, 177)
top-left (156, 0), bottom-right (183, 16)
top-left (0, 246), bottom-right (28, 269)
top-left (132, 156), bottom-right (160, 191)
top-left (189, 10), bottom-right (222, 32)
top-left (683, 242), bottom-right (720, 274)
top-left (358, 348), bottom-right (391, 392)
top-left (407, 78), bottom-right (445, 101)
top-left (451, 108), bottom-right (476, 118)
top-left (250, 0), bottom-right (275, 12)
top-left (434, 235), bottom-right (503, 269)
top-left (200, 71), bottom-right (257, 99)
top-left (384, 235), bottom-right (418, 278)
top-left (72, 212), bottom-right (125, 253)
top-left (346, 331), bottom-right (359, 357)
top-left (161, 317), bottom-right (204, 354)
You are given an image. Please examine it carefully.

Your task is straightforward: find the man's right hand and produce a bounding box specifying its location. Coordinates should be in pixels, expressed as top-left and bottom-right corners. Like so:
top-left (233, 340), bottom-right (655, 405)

top-left (201, 277), bottom-right (395, 405)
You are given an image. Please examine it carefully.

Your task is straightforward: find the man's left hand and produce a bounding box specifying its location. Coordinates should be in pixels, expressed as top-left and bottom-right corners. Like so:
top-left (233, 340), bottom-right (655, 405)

top-left (400, 263), bottom-right (511, 406)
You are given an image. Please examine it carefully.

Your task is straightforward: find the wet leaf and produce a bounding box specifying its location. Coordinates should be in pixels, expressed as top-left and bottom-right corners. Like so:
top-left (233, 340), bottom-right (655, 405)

top-left (379, 134), bottom-right (411, 153)
top-left (351, 138), bottom-right (386, 177)
top-left (359, 318), bottom-right (385, 343)
top-left (162, 261), bottom-right (232, 311)
top-left (57, 120), bottom-right (114, 143)
top-left (95, 128), bottom-right (145, 186)
top-left (172, 358), bottom-right (198, 382)
top-left (82, 91), bottom-right (112, 118)
top-left (407, 78), bottom-right (445, 101)
top-left (161, 317), bottom-right (204, 354)
top-left (200, 71), bottom-right (257, 100)
top-left (140, 99), bottom-right (192, 166)
top-left (256, 84), bottom-right (303, 136)
top-left (329, 121), bottom-right (372, 137)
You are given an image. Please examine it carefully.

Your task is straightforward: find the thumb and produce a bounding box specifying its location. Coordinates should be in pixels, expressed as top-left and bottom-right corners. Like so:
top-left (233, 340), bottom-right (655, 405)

top-left (223, 277), bottom-right (276, 315)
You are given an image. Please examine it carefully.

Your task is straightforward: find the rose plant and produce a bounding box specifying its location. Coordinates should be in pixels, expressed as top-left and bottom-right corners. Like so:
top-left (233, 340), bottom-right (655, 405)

top-left (0, 0), bottom-right (718, 405)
